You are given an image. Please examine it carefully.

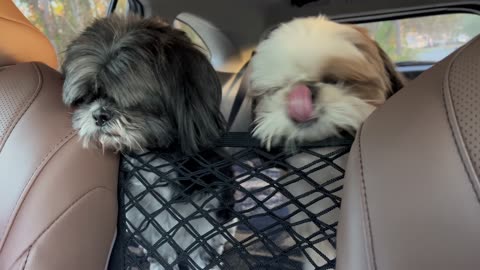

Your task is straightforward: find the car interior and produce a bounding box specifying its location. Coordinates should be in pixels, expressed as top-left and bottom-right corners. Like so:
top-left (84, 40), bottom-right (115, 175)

top-left (0, 0), bottom-right (479, 269)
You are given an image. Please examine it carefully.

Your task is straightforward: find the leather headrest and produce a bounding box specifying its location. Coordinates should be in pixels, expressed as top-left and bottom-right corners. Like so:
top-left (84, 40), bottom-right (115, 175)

top-left (0, 0), bottom-right (58, 68)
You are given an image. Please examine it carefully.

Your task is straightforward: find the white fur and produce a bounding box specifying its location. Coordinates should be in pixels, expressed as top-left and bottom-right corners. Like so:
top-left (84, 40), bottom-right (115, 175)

top-left (249, 16), bottom-right (387, 270)
top-left (123, 153), bottom-right (237, 270)
top-left (283, 148), bottom-right (348, 270)
top-left (73, 101), bottom-right (148, 152)
top-left (250, 17), bottom-right (366, 94)
top-left (250, 16), bottom-right (378, 149)
top-left (252, 85), bottom-right (375, 150)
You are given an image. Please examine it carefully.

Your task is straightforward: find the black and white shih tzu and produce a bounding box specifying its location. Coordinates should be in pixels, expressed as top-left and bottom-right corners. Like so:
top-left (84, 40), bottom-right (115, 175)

top-left (62, 15), bottom-right (236, 270)
top-left (248, 16), bottom-right (405, 269)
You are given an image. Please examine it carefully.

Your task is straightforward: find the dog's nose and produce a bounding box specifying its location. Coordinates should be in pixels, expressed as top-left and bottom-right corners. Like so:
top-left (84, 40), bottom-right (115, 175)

top-left (93, 109), bottom-right (112, 126)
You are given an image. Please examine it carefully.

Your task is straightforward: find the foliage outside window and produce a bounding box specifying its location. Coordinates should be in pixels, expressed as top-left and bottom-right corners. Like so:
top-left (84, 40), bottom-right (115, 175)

top-left (14, 2), bottom-right (480, 65)
top-left (112, 0), bottom-right (128, 15)
top-left (14, 0), bottom-right (110, 62)
top-left (359, 13), bottom-right (480, 63)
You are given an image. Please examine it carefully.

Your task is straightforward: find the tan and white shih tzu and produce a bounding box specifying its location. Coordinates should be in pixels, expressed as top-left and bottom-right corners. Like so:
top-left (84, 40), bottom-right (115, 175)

top-left (248, 16), bottom-right (405, 269)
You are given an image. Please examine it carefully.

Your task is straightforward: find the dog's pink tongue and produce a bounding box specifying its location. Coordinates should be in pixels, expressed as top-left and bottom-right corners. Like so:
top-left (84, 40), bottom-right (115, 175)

top-left (287, 84), bottom-right (314, 122)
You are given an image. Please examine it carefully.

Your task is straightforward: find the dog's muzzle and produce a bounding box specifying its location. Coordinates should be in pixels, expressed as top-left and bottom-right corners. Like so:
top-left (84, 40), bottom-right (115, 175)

top-left (93, 108), bottom-right (112, 127)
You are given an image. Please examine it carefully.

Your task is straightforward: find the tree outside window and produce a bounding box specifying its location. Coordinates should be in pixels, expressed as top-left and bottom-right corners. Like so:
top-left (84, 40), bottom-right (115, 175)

top-left (14, 0), bottom-right (110, 63)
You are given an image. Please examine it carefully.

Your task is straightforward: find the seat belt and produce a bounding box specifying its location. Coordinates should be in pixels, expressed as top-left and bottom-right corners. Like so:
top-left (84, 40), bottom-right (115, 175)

top-left (226, 53), bottom-right (254, 131)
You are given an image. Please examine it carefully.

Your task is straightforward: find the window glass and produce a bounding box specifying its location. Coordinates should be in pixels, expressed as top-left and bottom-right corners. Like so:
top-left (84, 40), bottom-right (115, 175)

top-left (358, 13), bottom-right (480, 63)
top-left (112, 0), bottom-right (128, 15)
top-left (13, 0), bottom-right (111, 62)
top-left (173, 19), bottom-right (211, 59)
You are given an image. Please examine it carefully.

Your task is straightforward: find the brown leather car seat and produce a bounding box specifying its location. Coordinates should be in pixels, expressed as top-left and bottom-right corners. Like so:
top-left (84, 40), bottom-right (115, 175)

top-left (0, 0), bottom-right (58, 68)
top-left (336, 35), bottom-right (480, 270)
top-left (0, 1), bottom-right (119, 269)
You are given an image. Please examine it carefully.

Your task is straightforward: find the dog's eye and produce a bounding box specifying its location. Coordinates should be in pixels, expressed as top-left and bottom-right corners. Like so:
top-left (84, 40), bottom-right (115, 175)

top-left (265, 86), bottom-right (282, 95)
top-left (322, 76), bottom-right (339, 85)
top-left (72, 97), bottom-right (85, 106)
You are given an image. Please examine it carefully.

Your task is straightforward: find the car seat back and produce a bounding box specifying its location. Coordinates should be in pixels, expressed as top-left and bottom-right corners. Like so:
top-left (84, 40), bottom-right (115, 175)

top-left (0, 2), bottom-right (119, 269)
top-left (336, 35), bottom-right (480, 270)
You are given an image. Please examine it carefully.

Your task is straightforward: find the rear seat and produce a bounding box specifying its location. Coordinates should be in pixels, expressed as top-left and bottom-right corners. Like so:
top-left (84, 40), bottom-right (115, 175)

top-left (0, 2), bottom-right (119, 269)
top-left (337, 35), bottom-right (480, 270)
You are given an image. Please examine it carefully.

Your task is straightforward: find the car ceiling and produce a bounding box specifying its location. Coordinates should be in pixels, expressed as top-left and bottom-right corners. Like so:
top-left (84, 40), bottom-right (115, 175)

top-left (140, 0), bottom-right (480, 50)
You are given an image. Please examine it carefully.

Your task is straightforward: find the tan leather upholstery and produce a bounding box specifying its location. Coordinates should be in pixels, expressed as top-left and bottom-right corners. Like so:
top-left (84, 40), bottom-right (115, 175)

top-left (0, 0), bottom-right (58, 68)
top-left (336, 35), bottom-right (480, 270)
top-left (0, 4), bottom-right (119, 268)
top-left (0, 62), bottom-right (119, 270)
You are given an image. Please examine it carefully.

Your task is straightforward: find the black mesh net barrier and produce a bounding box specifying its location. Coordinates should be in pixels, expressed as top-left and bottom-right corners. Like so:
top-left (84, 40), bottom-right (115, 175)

top-left (109, 132), bottom-right (353, 270)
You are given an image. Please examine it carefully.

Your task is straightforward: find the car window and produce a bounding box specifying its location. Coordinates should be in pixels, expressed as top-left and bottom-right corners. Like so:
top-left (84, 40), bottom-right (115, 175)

top-left (13, 0), bottom-right (111, 62)
top-left (173, 19), bottom-right (211, 59)
top-left (111, 0), bottom-right (128, 15)
top-left (358, 13), bottom-right (480, 63)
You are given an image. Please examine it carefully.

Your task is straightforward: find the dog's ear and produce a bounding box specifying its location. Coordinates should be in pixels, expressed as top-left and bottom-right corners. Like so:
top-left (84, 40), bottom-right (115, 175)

top-left (170, 46), bottom-right (226, 155)
top-left (61, 47), bottom-right (91, 106)
top-left (374, 41), bottom-right (406, 96)
top-left (61, 34), bottom-right (78, 106)
top-left (348, 25), bottom-right (406, 96)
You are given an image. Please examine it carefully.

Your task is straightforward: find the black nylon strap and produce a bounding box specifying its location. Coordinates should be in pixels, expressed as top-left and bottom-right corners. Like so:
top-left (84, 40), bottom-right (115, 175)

top-left (226, 60), bottom-right (251, 131)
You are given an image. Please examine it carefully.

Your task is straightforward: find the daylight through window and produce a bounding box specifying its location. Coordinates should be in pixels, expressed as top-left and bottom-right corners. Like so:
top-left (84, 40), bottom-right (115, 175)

top-left (359, 13), bottom-right (480, 63)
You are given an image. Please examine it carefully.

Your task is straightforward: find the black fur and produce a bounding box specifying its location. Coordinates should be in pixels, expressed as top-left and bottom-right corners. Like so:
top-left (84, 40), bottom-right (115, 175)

top-left (173, 148), bottom-right (235, 221)
top-left (62, 15), bottom-right (225, 154)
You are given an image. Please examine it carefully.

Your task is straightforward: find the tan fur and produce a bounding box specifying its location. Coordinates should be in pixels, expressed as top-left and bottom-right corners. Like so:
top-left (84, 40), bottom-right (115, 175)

top-left (249, 16), bottom-right (406, 270)
top-left (349, 25), bottom-right (407, 96)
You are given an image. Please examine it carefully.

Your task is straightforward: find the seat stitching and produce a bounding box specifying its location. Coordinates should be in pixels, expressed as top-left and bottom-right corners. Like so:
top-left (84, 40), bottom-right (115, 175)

top-left (20, 247), bottom-right (31, 270)
top-left (0, 64), bottom-right (77, 249)
top-left (0, 16), bottom-right (39, 31)
top-left (0, 17), bottom-right (54, 47)
top-left (0, 63), bottom-right (42, 152)
top-left (0, 63), bottom-right (47, 246)
top-left (20, 187), bottom-right (115, 270)
top-left (442, 39), bottom-right (480, 203)
top-left (0, 130), bottom-right (77, 250)
top-left (358, 125), bottom-right (377, 270)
